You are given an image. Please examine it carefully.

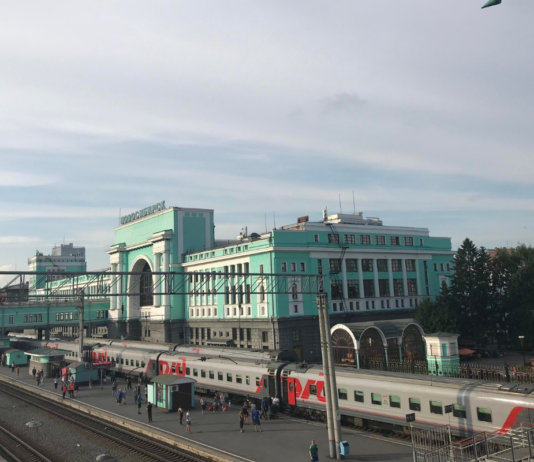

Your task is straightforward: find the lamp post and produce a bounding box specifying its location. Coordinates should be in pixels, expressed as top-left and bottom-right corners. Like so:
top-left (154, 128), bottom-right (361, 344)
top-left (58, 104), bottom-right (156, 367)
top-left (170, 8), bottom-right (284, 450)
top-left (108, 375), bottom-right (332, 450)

top-left (518, 335), bottom-right (526, 366)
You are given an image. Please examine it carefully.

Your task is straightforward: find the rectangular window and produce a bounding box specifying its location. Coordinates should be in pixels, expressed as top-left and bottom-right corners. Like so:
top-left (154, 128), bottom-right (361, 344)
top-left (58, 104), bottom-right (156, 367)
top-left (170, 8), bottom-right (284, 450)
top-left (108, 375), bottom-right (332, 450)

top-left (300, 262), bottom-right (305, 272)
top-left (330, 281), bottom-right (343, 299)
top-left (236, 375), bottom-right (242, 384)
top-left (477, 407), bottom-right (492, 422)
top-left (329, 258), bottom-right (342, 273)
top-left (377, 259), bottom-right (388, 272)
top-left (404, 236), bottom-right (414, 246)
top-left (314, 234), bottom-right (319, 243)
top-left (409, 398), bottom-right (421, 411)
top-left (371, 393), bottom-right (382, 405)
top-left (375, 235), bottom-right (386, 245)
top-left (405, 259), bottom-right (416, 271)
top-left (354, 390), bottom-right (364, 402)
top-left (255, 377), bottom-right (261, 387)
top-left (453, 404), bottom-right (467, 419)
top-left (227, 373), bottom-right (233, 382)
top-left (338, 388), bottom-right (348, 400)
top-left (407, 279), bottom-right (417, 296)
top-left (344, 234), bottom-right (356, 244)
top-left (389, 395), bottom-right (401, 408)
top-left (209, 370), bottom-right (214, 379)
top-left (309, 384), bottom-right (317, 395)
top-left (363, 280), bottom-right (375, 298)
top-left (281, 262), bottom-right (287, 272)
top-left (346, 259), bottom-right (358, 272)
top-left (193, 368), bottom-right (198, 377)
top-left (328, 234), bottom-right (340, 244)
top-left (218, 372), bottom-right (224, 381)
top-left (360, 234), bottom-right (371, 245)
top-left (361, 259), bottom-right (373, 272)
top-left (430, 400), bottom-right (443, 415)
top-left (347, 280), bottom-right (359, 298)
top-left (393, 279), bottom-right (404, 296)
top-left (201, 369), bottom-right (206, 378)
top-left (291, 262), bottom-right (296, 272)
top-left (390, 236), bottom-right (400, 246)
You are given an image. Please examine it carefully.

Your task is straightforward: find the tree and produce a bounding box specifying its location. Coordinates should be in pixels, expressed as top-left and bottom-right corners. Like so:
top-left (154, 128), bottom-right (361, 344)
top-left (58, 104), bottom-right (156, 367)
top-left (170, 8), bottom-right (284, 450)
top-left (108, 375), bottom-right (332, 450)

top-left (415, 283), bottom-right (458, 334)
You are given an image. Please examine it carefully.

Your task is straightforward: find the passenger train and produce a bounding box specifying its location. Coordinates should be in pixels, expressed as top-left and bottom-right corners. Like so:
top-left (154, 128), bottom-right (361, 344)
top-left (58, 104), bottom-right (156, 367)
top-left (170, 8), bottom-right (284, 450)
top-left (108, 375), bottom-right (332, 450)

top-left (21, 337), bottom-right (534, 438)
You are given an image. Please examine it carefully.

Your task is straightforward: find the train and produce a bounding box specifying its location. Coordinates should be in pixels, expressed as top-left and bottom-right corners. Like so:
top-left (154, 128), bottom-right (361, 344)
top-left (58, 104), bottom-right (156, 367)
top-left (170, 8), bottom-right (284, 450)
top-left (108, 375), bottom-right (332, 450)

top-left (18, 337), bottom-right (534, 438)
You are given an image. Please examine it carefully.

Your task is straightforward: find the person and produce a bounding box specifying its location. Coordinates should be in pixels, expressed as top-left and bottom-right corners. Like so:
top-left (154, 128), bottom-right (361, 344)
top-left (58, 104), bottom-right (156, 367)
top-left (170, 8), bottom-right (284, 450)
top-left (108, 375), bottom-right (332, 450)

top-left (68, 381), bottom-right (75, 398)
top-left (200, 398), bottom-right (206, 414)
top-left (54, 376), bottom-right (58, 390)
top-left (241, 402), bottom-right (249, 424)
top-left (147, 402), bottom-right (153, 422)
top-left (137, 394), bottom-right (143, 414)
top-left (239, 409), bottom-right (245, 433)
top-left (252, 406), bottom-right (262, 432)
top-left (185, 412), bottom-right (191, 433)
top-left (61, 383), bottom-right (67, 399)
top-left (127, 377), bottom-right (132, 390)
top-left (11, 363), bottom-right (15, 373)
top-left (16, 366), bottom-right (20, 376)
top-left (32, 366), bottom-right (36, 377)
top-left (309, 439), bottom-right (319, 462)
top-left (178, 407), bottom-right (184, 425)
top-left (260, 397), bottom-right (270, 420)
top-left (112, 379), bottom-right (117, 397)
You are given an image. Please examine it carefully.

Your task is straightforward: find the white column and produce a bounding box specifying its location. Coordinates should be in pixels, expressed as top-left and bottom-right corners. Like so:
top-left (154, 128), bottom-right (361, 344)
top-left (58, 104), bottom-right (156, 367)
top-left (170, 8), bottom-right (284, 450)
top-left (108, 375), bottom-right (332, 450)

top-left (342, 259), bottom-right (348, 303)
top-left (162, 243), bottom-right (170, 309)
top-left (415, 260), bottom-right (422, 296)
top-left (373, 259), bottom-right (379, 298)
top-left (387, 259), bottom-right (394, 297)
top-left (357, 258), bottom-right (364, 298)
top-left (153, 252), bottom-right (161, 307)
top-left (402, 259), bottom-right (408, 297)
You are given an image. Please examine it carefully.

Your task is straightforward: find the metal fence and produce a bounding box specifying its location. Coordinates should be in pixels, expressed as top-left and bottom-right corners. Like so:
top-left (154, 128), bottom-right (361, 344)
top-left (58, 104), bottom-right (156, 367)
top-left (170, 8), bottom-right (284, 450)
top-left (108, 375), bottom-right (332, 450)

top-left (411, 424), bottom-right (534, 462)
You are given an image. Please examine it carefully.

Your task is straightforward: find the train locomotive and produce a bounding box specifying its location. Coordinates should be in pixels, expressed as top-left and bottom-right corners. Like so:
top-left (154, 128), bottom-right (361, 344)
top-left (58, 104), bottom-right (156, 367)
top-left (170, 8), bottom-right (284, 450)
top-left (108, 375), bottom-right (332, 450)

top-left (32, 337), bottom-right (534, 437)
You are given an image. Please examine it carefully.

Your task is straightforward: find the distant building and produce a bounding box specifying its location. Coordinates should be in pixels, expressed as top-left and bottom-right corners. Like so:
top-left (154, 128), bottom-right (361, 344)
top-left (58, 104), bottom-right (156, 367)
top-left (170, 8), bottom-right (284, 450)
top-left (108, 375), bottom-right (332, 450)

top-left (28, 243), bottom-right (87, 289)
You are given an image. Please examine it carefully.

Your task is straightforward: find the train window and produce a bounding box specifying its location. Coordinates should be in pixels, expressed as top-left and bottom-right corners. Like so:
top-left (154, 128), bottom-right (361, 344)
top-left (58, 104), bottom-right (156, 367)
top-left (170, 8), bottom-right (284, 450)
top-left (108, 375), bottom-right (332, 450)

top-left (371, 393), bottom-right (382, 405)
top-left (389, 395), bottom-right (401, 408)
top-left (178, 366), bottom-right (183, 374)
top-left (409, 398), bottom-right (421, 411)
top-left (430, 400), bottom-right (443, 415)
top-left (354, 390), bottom-right (364, 402)
top-left (477, 407), bottom-right (492, 423)
top-left (453, 404), bottom-right (467, 419)
top-left (227, 373), bottom-right (233, 382)
top-left (338, 388), bottom-right (348, 400)
top-left (141, 361), bottom-right (145, 368)
top-left (309, 385), bottom-right (317, 395)
top-left (255, 377), bottom-right (261, 387)
top-left (201, 369), bottom-right (206, 378)
top-left (246, 376), bottom-right (250, 385)
top-left (263, 378), bottom-right (267, 388)
top-left (209, 370), bottom-right (214, 379)
top-left (193, 368), bottom-right (198, 377)
top-left (236, 375), bottom-right (242, 384)
top-left (136, 360), bottom-right (139, 367)
top-left (218, 372), bottom-right (223, 381)
top-left (186, 367), bottom-right (190, 375)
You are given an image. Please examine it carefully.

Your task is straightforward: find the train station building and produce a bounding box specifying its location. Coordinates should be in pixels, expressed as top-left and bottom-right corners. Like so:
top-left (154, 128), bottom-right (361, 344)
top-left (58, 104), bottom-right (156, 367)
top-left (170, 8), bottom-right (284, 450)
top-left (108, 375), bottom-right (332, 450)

top-left (101, 201), bottom-right (453, 362)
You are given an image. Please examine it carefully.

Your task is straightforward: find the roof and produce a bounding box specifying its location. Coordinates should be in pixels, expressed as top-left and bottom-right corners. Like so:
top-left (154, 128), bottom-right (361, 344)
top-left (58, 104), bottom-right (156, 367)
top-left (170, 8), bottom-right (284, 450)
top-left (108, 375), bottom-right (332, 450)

top-left (24, 348), bottom-right (72, 357)
top-left (151, 375), bottom-right (196, 386)
top-left (338, 318), bottom-right (420, 339)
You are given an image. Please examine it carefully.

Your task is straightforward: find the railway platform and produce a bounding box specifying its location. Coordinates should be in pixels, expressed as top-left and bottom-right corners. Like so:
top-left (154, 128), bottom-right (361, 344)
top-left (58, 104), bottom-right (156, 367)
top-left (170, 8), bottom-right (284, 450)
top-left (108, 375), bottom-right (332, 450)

top-left (0, 365), bottom-right (414, 461)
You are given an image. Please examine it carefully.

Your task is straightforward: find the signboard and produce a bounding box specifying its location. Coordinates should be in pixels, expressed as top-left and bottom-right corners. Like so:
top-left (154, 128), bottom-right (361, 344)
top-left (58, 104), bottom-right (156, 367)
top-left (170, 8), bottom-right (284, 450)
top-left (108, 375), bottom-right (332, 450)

top-left (120, 201), bottom-right (166, 225)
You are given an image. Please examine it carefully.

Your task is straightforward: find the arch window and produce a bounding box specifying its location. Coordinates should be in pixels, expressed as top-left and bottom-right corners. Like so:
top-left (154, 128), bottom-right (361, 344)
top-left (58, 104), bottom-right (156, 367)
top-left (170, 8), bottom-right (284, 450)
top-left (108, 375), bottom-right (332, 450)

top-left (140, 262), bottom-right (153, 306)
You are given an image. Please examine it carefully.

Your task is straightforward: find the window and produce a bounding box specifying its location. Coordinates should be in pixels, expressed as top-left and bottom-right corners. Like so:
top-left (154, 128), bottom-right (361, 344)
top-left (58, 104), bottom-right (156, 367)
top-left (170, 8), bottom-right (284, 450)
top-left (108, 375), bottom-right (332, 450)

top-left (348, 280), bottom-right (359, 298)
top-left (291, 262), bottom-right (296, 272)
top-left (328, 234), bottom-right (340, 244)
top-left (477, 407), bottom-right (492, 422)
top-left (407, 279), bottom-right (417, 296)
top-left (300, 262), bottom-right (306, 272)
top-left (430, 400), bottom-right (443, 415)
top-left (344, 234), bottom-right (356, 244)
top-left (360, 234), bottom-right (371, 245)
top-left (314, 234), bottom-right (319, 243)
top-left (346, 259), bottom-right (358, 272)
top-left (363, 280), bottom-right (375, 298)
top-left (262, 331), bottom-right (269, 342)
top-left (404, 236), bottom-right (414, 246)
top-left (338, 388), bottom-right (348, 400)
top-left (409, 398), bottom-right (421, 411)
top-left (361, 259), bottom-right (373, 272)
top-left (227, 373), bottom-right (233, 382)
top-left (329, 259), bottom-right (341, 273)
top-left (453, 404), bottom-right (467, 419)
top-left (390, 395), bottom-right (401, 408)
top-left (209, 370), bottom-right (214, 379)
top-left (390, 236), bottom-right (400, 246)
top-left (377, 259), bottom-right (388, 272)
top-left (309, 384), bottom-right (317, 395)
top-left (193, 368), bottom-right (198, 377)
top-left (392, 259), bottom-right (402, 272)
top-left (375, 235), bottom-right (386, 245)
top-left (405, 259), bottom-right (416, 271)
top-left (354, 390), bottom-right (364, 402)
top-left (218, 372), bottom-right (224, 381)
top-left (236, 375), bottom-right (242, 384)
top-left (330, 281), bottom-right (343, 299)
top-left (371, 393), bottom-right (382, 405)
top-left (281, 262), bottom-right (287, 272)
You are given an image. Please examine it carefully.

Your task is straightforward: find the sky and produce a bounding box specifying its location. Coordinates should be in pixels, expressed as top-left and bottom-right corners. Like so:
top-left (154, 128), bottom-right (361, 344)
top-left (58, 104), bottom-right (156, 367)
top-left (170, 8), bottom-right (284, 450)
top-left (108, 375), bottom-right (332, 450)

top-left (1, 1), bottom-right (533, 278)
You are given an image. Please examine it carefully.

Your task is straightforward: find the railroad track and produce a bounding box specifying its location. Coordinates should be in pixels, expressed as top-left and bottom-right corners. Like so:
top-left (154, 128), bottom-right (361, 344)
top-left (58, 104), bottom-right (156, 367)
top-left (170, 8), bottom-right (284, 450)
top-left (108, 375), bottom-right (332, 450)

top-left (0, 380), bottom-right (216, 462)
top-left (0, 422), bottom-right (54, 462)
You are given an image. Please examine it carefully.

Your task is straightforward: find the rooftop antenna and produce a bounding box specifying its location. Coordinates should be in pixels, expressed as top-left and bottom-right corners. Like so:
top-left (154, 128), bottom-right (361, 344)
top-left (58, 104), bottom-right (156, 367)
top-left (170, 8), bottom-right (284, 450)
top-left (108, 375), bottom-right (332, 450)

top-left (352, 190), bottom-right (356, 214)
top-left (264, 213), bottom-right (268, 233)
top-left (339, 193), bottom-right (342, 213)
top-left (273, 212), bottom-right (276, 230)
top-left (119, 208), bottom-right (121, 225)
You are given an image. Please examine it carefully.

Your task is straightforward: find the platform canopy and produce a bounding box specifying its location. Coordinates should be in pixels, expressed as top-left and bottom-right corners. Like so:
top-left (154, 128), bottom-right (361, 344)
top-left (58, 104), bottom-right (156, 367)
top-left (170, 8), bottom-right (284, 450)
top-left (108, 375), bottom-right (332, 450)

top-left (151, 375), bottom-right (196, 386)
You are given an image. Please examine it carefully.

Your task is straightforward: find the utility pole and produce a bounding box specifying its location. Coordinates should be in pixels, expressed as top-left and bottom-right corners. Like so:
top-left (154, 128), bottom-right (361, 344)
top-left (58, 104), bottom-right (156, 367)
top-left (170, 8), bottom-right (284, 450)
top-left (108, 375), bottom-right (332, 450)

top-left (317, 292), bottom-right (342, 460)
top-left (78, 289), bottom-right (84, 360)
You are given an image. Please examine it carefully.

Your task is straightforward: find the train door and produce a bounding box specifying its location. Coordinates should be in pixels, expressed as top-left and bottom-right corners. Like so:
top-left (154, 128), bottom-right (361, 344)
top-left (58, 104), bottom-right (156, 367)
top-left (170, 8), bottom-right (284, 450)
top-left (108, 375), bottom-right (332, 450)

top-left (267, 374), bottom-right (276, 398)
top-left (282, 376), bottom-right (299, 406)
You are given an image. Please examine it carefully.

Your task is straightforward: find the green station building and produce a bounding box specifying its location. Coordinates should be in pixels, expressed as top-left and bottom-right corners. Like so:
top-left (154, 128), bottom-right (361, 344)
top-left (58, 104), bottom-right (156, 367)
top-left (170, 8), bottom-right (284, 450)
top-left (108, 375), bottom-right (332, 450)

top-left (103, 201), bottom-right (454, 363)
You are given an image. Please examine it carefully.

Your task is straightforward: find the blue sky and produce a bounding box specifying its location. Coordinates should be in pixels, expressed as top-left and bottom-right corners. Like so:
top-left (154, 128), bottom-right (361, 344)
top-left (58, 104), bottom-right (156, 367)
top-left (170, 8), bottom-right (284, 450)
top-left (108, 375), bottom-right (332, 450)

top-left (1, 1), bottom-right (533, 276)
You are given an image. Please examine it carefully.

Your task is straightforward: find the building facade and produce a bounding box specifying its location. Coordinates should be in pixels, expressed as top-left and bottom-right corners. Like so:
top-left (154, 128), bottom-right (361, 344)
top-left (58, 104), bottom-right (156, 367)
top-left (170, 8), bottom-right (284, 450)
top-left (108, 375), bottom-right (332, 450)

top-left (104, 203), bottom-right (454, 362)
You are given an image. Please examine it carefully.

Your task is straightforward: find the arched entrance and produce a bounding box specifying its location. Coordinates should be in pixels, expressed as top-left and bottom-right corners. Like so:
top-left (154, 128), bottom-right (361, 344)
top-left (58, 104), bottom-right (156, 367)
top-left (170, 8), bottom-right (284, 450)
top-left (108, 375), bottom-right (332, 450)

top-left (126, 258), bottom-right (154, 339)
top-left (331, 326), bottom-right (357, 366)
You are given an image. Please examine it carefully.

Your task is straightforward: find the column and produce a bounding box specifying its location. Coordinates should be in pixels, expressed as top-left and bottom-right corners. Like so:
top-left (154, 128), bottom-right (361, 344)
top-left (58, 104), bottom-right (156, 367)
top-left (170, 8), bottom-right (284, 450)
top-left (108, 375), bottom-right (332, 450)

top-left (153, 252), bottom-right (161, 307)
top-left (357, 258), bottom-right (364, 299)
top-left (402, 259), bottom-right (408, 297)
top-left (341, 259), bottom-right (348, 306)
top-left (372, 259), bottom-right (379, 299)
top-left (162, 243), bottom-right (170, 309)
top-left (415, 260), bottom-right (422, 296)
top-left (387, 259), bottom-right (394, 297)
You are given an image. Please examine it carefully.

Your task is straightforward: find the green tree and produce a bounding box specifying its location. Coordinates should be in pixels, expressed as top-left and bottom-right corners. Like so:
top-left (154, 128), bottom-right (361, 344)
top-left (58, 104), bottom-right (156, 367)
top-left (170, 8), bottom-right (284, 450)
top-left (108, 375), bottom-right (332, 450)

top-left (415, 283), bottom-right (458, 334)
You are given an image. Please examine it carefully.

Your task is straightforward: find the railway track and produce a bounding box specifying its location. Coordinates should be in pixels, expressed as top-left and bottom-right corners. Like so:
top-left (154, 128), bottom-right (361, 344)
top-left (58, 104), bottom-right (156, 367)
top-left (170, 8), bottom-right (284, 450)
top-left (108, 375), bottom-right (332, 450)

top-left (0, 422), bottom-right (54, 462)
top-left (0, 380), bottom-right (217, 462)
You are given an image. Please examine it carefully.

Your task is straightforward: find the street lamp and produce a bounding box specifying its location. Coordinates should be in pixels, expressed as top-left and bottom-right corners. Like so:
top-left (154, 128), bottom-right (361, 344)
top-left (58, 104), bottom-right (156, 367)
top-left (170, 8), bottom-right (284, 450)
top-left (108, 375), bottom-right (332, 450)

top-left (518, 336), bottom-right (526, 366)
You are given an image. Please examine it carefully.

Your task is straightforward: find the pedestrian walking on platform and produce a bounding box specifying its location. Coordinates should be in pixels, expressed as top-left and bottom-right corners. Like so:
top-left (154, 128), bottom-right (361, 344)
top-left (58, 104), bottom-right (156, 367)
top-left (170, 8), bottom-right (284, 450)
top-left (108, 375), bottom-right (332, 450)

top-left (54, 377), bottom-right (58, 390)
top-left (185, 412), bottom-right (191, 433)
top-left (309, 439), bottom-right (319, 462)
top-left (239, 410), bottom-right (245, 433)
top-left (200, 398), bottom-right (206, 414)
top-left (147, 402), bottom-right (153, 422)
top-left (137, 394), bottom-right (143, 414)
top-left (252, 407), bottom-right (262, 432)
top-left (61, 383), bottom-right (67, 399)
top-left (178, 407), bottom-right (184, 425)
